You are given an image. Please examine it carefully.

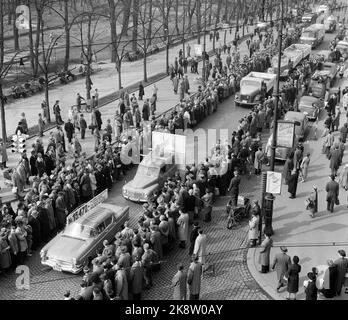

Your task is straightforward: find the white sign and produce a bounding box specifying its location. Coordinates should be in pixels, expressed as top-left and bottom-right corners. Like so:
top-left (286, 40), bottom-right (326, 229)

top-left (66, 189), bottom-right (108, 225)
top-left (194, 44), bottom-right (202, 57)
top-left (266, 171), bottom-right (282, 194)
top-left (276, 121), bottom-right (295, 148)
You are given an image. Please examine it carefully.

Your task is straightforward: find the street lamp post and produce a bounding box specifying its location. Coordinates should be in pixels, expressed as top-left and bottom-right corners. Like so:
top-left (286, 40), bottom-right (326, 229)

top-left (182, 1), bottom-right (186, 58)
top-left (165, 27), bottom-right (169, 75)
top-left (264, 0), bottom-right (284, 236)
top-left (202, 0), bottom-right (207, 84)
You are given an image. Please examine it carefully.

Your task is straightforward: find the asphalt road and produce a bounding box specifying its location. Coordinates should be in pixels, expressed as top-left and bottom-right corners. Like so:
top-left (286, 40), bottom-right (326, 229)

top-left (0, 29), bottom-right (341, 300)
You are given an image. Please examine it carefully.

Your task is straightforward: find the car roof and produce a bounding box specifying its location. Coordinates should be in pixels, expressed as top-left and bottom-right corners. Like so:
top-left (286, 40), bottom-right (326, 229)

top-left (76, 203), bottom-right (124, 228)
top-left (300, 96), bottom-right (317, 103)
top-left (284, 111), bottom-right (306, 122)
top-left (141, 153), bottom-right (173, 168)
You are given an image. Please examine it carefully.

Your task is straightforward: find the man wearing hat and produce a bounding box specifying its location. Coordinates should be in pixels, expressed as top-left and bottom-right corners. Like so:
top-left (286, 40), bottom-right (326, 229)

top-left (325, 174), bottom-right (339, 213)
top-left (271, 246), bottom-right (291, 292)
top-left (333, 249), bottom-right (348, 295)
top-left (187, 254), bottom-right (202, 300)
top-left (172, 263), bottom-right (187, 300)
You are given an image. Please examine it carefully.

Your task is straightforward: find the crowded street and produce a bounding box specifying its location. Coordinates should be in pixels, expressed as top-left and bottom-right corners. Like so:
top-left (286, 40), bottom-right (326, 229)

top-left (0, 0), bottom-right (348, 303)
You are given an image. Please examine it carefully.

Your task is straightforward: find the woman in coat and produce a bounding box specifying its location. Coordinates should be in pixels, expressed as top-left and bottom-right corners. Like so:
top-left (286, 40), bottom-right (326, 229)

top-left (193, 230), bottom-right (207, 265)
top-left (285, 255), bottom-right (301, 300)
top-left (306, 186), bottom-right (318, 218)
top-left (258, 232), bottom-right (273, 273)
top-left (0, 228), bottom-right (11, 271)
top-left (304, 272), bottom-right (318, 300)
top-left (172, 263), bottom-right (187, 300)
top-left (177, 210), bottom-right (189, 248)
top-left (15, 220), bottom-right (28, 264)
top-left (253, 147), bottom-right (264, 175)
top-left (248, 212), bottom-right (260, 247)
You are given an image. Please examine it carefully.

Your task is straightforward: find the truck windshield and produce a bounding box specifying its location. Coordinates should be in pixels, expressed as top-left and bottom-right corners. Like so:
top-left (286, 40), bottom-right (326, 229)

top-left (136, 165), bottom-right (159, 177)
top-left (302, 31), bottom-right (315, 38)
top-left (241, 80), bottom-right (260, 88)
top-left (63, 223), bottom-right (94, 239)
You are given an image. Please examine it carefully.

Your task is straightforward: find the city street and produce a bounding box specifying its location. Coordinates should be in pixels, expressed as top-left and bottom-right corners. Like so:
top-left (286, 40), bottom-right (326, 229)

top-left (1, 0), bottom-right (348, 302)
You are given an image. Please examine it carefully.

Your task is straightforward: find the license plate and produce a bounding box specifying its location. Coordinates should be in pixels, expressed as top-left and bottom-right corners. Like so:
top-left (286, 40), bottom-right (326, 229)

top-left (242, 100), bottom-right (247, 103)
top-left (53, 263), bottom-right (62, 272)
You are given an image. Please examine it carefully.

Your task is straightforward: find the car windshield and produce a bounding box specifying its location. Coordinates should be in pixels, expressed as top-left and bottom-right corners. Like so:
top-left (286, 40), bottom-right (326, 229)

top-left (63, 222), bottom-right (94, 239)
top-left (136, 165), bottom-right (159, 177)
top-left (302, 31), bottom-right (315, 38)
top-left (300, 105), bottom-right (315, 114)
top-left (241, 80), bottom-right (260, 88)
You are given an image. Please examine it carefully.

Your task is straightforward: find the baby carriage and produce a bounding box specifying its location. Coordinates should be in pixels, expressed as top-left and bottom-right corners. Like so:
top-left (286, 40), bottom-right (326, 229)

top-left (226, 196), bottom-right (251, 229)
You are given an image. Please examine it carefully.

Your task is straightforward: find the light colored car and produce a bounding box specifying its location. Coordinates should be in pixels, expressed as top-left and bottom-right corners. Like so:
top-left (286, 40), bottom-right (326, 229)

top-left (122, 153), bottom-right (177, 202)
top-left (266, 111), bottom-right (309, 161)
top-left (40, 203), bottom-right (129, 274)
top-left (298, 95), bottom-right (325, 121)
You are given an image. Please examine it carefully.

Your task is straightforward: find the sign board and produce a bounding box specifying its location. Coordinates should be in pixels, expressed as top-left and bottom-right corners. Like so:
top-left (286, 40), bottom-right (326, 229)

top-left (276, 121), bottom-right (295, 148)
top-left (194, 44), bottom-right (202, 57)
top-left (151, 132), bottom-right (186, 166)
top-left (66, 189), bottom-right (108, 225)
top-left (266, 171), bottom-right (282, 194)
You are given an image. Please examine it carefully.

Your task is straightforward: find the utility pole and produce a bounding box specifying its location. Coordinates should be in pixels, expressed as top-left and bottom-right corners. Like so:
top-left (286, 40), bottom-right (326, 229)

top-left (165, 27), bottom-right (169, 75)
top-left (182, 0), bottom-right (186, 57)
top-left (202, 0), bottom-right (207, 84)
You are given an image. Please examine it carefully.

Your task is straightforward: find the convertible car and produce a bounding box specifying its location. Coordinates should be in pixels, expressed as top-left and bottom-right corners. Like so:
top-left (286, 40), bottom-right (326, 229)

top-left (298, 95), bottom-right (325, 121)
top-left (40, 203), bottom-right (129, 274)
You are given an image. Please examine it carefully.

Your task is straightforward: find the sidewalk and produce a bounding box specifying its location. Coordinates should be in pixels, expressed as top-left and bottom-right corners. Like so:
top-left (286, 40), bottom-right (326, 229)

top-left (247, 76), bottom-right (348, 300)
top-left (0, 25), bottom-right (256, 191)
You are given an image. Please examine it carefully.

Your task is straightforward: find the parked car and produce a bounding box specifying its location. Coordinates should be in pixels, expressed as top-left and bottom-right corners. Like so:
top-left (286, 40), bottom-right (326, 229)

top-left (266, 111), bottom-right (309, 161)
top-left (122, 153), bottom-right (177, 202)
top-left (298, 95), bottom-right (325, 121)
top-left (40, 203), bottom-right (129, 274)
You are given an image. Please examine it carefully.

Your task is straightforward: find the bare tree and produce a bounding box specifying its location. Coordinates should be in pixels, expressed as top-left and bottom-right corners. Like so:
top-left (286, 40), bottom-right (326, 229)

top-left (0, 0), bottom-right (19, 142)
top-left (137, 0), bottom-right (163, 82)
top-left (120, 0), bottom-right (132, 36)
top-left (132, 0), bottom-right (139, 52)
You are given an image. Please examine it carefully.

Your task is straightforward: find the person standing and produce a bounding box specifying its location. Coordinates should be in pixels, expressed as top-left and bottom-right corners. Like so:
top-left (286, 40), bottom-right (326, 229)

top-left (326, 174), bottom-right (339, 213)
top-left (304, 272), bottom-right (318, 300)
top-left (79, 114), bottom-right (87, 139)
top-left (53, 100), bottom-right (63, 125)
top-left (329, 143), bottom-right (341, 176)
top-left (142, 99), bottom-right (150, 121)
top-left (193, 229), bottom-right (207, 265)
top-left (258, 232), bottom-right (273, 273)
top-left (64, 119), bottom-right (75, 144)
top-left (248, 212), bottom-right (260, 247)
top-left (173, 75), bottom-right (179, 94)
top-left (138, 82), bottom-right (145, 100)
top-left (130, 256), bottom-right (143, 300)
top-left (228, 170), bottom-right (241, 207)
top-left (333, 249), bottom-right (348, 296)
top-left (38, 113), bottom-right (45, 137)
top-left (306, 186), bottom-right (318, 218)
top-left (288, 169), bottom-right (299, 199)
top-left (0, 139), bottom-right (8, 170)
top-left (187, 254), bottom-right (203, 300)
top-left (299, 153), bottom-right (310, 183)
top-left (177, 210), bottom-right (189, 249)
top-left (254, 147), bottom-right (264, 175)
top-left (285, 255), bottom-right (301, 300)
top-left (76, 93), bottom-right (85, 112)
top-left (189, 222), bottom-right (200, 256)
top-left (272, 246), bottom-right (291, 292)
top-left (94, 89), bottom-right (99, 107)
top-left (172, 263), bottom-right (187, 300)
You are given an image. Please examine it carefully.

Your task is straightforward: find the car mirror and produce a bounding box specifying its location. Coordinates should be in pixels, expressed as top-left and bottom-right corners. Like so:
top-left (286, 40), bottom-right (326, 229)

top-left (294, 121), bottom-right (301, 126)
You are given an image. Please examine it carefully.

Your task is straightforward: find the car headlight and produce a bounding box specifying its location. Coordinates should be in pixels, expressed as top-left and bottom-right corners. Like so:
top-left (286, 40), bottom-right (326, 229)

top-left (40, 250), bottom-right (47, 260)
top-left (123, 188), bottom-right (128, 195)
top-left (72, 258), bottom-right (77, 267)
top-left (144, 193), bottom-right (148, 199)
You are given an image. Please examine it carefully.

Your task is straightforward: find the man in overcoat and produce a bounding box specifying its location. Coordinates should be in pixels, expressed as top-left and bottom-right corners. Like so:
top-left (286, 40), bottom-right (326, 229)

top-left (326, 174), bottom-right (339, 213)
top-left (172, 263), bottom-right (187, 300)
top-left (187, 255), bottom-right (202, 300)
top-left (272, 246), bottom-right (291, 291)
top-left (333, 249), bottom-right (348, 295)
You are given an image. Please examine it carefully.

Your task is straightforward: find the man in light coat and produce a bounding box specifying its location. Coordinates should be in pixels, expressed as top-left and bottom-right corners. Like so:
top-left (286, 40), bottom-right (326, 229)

top-left (193, 229), bottom-right (207, 265)
top-left (333, 249), bottom-right (348, 296)
top-left (115, 264), bottom-right (128, 300)
top-left (177, 210), bottom-right (189, 248)
top-left (272, 246), bottom-right (291, 291)
top-left (248, 212), bottom-right (260, 247)
top-left (172, 263), bottom-right (187, 300)
top-left (187, 254), bottom-right (202, 300)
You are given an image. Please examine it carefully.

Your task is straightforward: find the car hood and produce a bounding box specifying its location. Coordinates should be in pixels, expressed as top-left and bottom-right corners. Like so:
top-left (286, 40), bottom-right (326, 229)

top-left (45, 234), bottom-right (91, 262)
top-left (125, 175), bottom-right (155, 190)
top-left (240, 86), bottom-right (259, 96)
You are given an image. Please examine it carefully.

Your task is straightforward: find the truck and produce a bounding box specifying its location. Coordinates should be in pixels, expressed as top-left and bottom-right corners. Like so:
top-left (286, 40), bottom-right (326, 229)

top-left (235, 72), bottom-right (276, 107)
top-left (301, 12), bottom-right (318, 26)
top-left (323, 15), bottom-right (337, 32)
top-left (300, 24), bottom-right (325, 48)
top-left (309, 62), bottom-right (338, 99)
top-left (268, 44), bottom-right (311, 79)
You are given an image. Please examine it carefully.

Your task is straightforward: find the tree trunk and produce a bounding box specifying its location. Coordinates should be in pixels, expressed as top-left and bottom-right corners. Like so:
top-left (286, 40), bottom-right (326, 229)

top-left (0, 83), bottom-right (7, 144)
top-left (118, 59), bottom-right (122, 89)
top-left (64, 0), bottom-right (70, 71)
top-left (86, 16), bottom-right (92, 100)
top-left (121, 0), bottom-right (131, 36)
top-left (12, 0), bottom-right (19, 51)
top-left (108, 0), bottom-right (117, 63)
top-left (44, 73), bottom-right (51, 122)
top-left (209, 0), bottom-right (212, 26)
top-left (213, 0), bottom-right (222, 51)
top-left (28, 0), bottom-right (35, 74)
top-left (143, 50), bottom-right (147, 82)
top-left (175, 0), bottom-right (179, 35)
top-left (33, 5), bottom-right (43, 77)
top-left (197, 0), bottom-right (201, 44)
top-left (147, 0), bottom-right (153, 46)
top-left (132, 0), bottom-right (139, 52)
